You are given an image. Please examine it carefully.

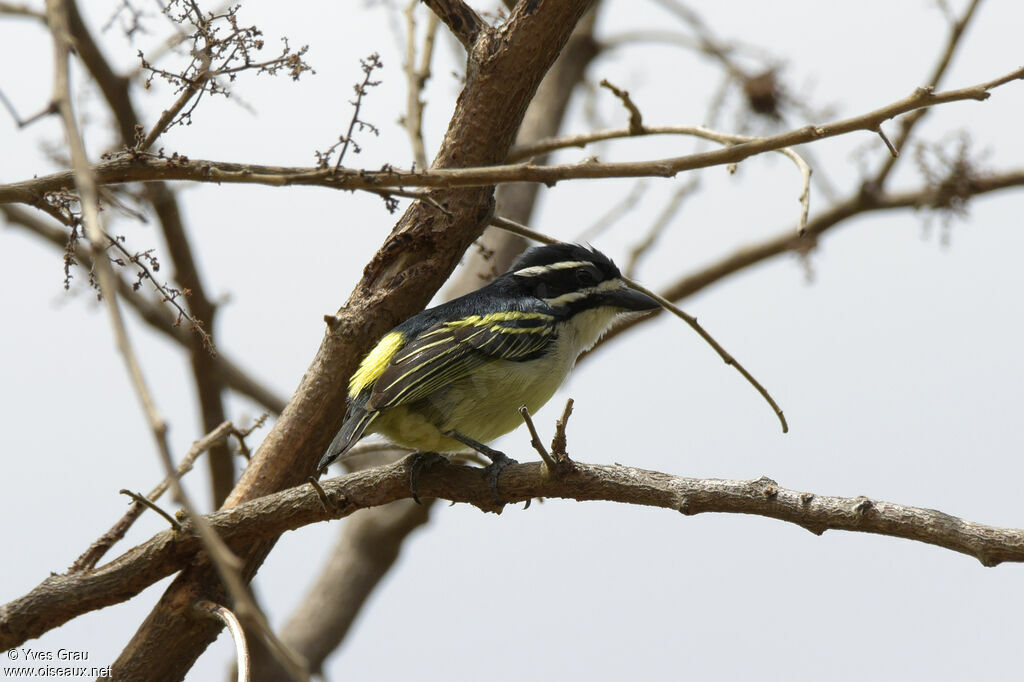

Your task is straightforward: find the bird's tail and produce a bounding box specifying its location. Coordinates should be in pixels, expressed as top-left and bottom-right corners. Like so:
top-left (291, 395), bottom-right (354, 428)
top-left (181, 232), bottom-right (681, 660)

top-left (317, 408), bottom-right (377, 473)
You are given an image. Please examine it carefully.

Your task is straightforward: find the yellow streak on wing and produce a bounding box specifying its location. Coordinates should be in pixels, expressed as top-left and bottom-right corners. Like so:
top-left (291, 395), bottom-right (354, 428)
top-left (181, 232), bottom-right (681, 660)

top-left (348, 331), bottom-right (406, 398)
top-left (445, 311), bottom-right (553, 329)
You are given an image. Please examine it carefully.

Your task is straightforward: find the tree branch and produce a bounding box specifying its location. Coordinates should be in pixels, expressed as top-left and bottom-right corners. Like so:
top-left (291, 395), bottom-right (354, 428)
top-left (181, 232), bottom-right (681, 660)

top-left (422, 0), bottom-right (489, 52)
top-left (2, 64), bottom-right (1020, 204)
top-left (5, 452), bottom-right (1024, 651)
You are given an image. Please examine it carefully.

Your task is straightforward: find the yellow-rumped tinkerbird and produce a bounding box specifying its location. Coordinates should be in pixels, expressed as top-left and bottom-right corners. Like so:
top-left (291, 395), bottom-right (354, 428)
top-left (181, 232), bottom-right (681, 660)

top-left (317, 243), bottom-right (660, 495)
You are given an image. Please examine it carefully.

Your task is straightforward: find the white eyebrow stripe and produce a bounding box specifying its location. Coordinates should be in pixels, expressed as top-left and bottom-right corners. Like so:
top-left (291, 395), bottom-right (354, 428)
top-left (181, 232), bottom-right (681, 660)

top-left (513, 260), bottom-right (592, 277)
top-left (541, 278), bottom-right (622, 307)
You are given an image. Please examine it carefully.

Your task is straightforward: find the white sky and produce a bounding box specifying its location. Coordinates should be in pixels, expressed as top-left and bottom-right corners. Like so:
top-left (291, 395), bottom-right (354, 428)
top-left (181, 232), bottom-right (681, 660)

top-left (2, 1), bottom-right (1023, 680)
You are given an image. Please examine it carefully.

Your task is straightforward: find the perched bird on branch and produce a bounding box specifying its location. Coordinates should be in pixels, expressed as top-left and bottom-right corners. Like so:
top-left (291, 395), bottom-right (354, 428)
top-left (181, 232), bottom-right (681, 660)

top-left (317, 243), bottom-right (660, 493)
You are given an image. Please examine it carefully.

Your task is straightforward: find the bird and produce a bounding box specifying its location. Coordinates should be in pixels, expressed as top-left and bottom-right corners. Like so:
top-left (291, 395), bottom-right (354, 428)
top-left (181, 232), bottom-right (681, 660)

top-left (317, 242), bottom-right (660, 496)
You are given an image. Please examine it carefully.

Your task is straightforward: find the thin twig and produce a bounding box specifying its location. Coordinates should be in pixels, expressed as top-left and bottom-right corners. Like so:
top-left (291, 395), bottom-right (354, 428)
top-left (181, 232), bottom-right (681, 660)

top-left (599, 78), bottom-right (644, 134)
top-left (330, 54), bottom-right (383, 173)
top-left (0, 88), bottom-right (56, 128)
top-left (103, 231), bottom-right (215, 350)
top-left (519, 405), bottom-right (557, 470)
top-left (550, 398), bottom-right (574, 461)
top-left (140, 56), bottom-right (212, 150)
top-left (195, 601), bottom-right (250, 682)
top-left (875, 125), bottom-right (898, 158)
top-left (621, 275), bottom-right (788, 434)
top-left (775, 147), bottom-right (812, 234)
top-left (119, 489), bottom-right (182, 531)
top-left (489, 215), bottom-right (788, 434)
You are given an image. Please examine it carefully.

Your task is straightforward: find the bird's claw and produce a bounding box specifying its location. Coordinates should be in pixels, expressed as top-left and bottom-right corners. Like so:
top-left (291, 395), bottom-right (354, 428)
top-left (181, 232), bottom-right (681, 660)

top-left (409, 452), bottom-right (446, 504)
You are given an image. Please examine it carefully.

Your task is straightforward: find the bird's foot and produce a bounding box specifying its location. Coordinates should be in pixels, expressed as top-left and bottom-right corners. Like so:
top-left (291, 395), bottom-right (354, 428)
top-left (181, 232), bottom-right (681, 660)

top-left (446, 431), bottom-right (518, 505)
top-left (409, 452), bottom-right (447, 504)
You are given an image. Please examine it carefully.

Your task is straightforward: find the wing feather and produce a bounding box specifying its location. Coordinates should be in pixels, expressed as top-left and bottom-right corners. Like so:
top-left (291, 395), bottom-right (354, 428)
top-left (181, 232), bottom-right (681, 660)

top-left (365, 312), bottom-right (556, 411)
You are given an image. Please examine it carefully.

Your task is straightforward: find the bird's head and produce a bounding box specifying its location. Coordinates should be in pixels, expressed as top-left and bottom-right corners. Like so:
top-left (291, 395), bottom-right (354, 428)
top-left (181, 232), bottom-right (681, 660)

top-left (507, 243), bottom-right (660, 317)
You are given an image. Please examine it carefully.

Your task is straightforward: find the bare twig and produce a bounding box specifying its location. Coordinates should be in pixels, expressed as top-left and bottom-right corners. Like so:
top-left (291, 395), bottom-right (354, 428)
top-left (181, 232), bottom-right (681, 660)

top-left (103, 231), bottom-right (215, 350)
top-left (196, 601), bottom-right (250, 682)
top-left (118, 489), bottom-right (182, 531)
top-left (599, 78), bottom-right (644, 134)
top-left (550, 398), bottom-right (574, 461)
top-left (875, 125), bottom-right (898, 158)
top-left (775, 146), bottom-right (812, 234)
top-left (0, 88), bottom-right (56, 127)
top-left (326, 53), bottom-right (382, 173)
top-left (140, 54), bottom-right (213, 150)
top-left (621, 275), bottom-right (788, 433)
top-left (519, 405), bottom-right (557, 470)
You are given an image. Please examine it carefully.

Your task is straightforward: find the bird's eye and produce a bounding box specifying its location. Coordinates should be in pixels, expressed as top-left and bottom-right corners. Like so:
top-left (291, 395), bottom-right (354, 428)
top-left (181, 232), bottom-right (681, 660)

top-left (576, 268), bottom-right (598, 286)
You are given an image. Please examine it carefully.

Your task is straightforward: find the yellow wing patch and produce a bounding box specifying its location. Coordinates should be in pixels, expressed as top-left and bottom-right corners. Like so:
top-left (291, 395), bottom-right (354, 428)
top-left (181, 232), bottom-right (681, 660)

top-left (349, 331), bottom-right (406, 398)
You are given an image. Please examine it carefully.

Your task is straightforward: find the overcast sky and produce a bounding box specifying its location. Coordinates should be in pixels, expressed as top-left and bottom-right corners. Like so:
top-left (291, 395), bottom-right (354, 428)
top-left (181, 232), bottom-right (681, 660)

top-left (2, 1), bottom-right (1024, 680)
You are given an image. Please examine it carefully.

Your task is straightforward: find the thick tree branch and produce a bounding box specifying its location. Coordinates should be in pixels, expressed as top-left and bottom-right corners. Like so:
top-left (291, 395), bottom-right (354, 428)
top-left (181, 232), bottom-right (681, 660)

top-left (5, 452), bottom-right (1024, 651)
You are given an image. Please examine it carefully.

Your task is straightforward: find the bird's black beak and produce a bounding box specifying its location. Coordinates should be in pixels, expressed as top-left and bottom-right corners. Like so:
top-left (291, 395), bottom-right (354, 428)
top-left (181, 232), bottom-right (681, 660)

top-left (604, 282), bottom-right (661, 312)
